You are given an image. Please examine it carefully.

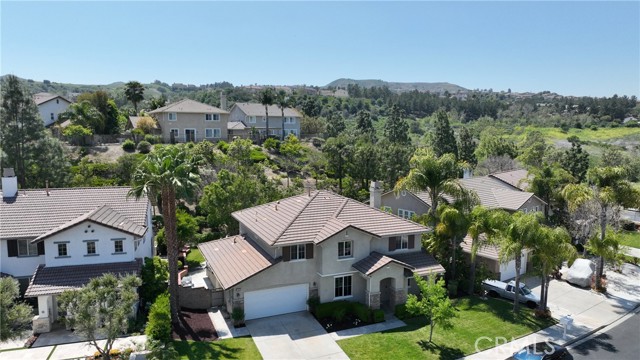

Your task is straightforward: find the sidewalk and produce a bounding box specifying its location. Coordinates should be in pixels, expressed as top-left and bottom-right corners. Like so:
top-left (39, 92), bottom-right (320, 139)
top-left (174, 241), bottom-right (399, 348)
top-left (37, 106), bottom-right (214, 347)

top-left (0, 335), bottom-right (146, 360)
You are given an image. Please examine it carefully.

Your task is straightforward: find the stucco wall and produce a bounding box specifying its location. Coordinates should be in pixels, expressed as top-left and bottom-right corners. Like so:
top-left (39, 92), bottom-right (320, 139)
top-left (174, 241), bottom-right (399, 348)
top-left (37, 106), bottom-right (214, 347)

top-left (370, 232), bottom-right (424, 255)
top-left (518, 197), bottom-right (546, 214)
top-left (318, 229), bottom-right (372, 276)
top-left (38, 98), bottom-right (70, 127)
top-left (0, 240), bottom-right (44, 277)
top-left (379, 191), bottom-right (431, 217)
top-left (155, 112), bottom-right (229, 143)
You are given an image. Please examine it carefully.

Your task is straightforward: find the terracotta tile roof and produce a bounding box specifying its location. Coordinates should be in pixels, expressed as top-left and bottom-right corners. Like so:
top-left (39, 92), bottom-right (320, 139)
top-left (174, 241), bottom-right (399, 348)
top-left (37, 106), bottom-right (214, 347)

top-left (32, 205), bottom-right (147, 243)
top-left (0, 187), bottom-right (149, 240)
top-left (232, 191), bottom-right (430, 246)
top-left (149, 99), bottom-right (229, 114)
top-left (232, 102), bottom-right (302, 117)
top-left (24, 260), bottom-right (141, 297)
top-left (388, 250), bottom-right (445, 275)
top-left (198, 235), bottom-right (276, 289)
top-left (353, 252), bottom-right (413, 276)
top-left (489, 170), bottom-right (530, 191)
top-left (461, 234), bottom-right (500, 261)
top-left (33, 92), bottom-right (71, 106)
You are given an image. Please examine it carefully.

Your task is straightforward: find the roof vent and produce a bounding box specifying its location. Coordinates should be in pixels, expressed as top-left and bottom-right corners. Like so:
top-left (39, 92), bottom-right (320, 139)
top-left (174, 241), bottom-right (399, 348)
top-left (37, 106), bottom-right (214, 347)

top-left (1, 168), bottom-right (18, 198)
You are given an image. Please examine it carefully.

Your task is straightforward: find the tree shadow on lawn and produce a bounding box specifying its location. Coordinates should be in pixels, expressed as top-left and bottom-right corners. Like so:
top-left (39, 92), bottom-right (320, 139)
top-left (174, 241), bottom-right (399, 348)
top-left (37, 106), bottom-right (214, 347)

top-left (173, 340), bottom-right (241, 360)
top-left (417, 340), bottom-right (465, 360)
top-left (456, 296), bottom-right (555, 331)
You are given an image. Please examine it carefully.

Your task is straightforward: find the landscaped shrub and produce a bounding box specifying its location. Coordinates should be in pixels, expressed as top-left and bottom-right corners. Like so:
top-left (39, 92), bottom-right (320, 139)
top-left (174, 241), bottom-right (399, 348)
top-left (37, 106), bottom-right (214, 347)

top-left (122, 139), bottom-right (136, 152)
top-left (315, 300), bottom-right (352, 320)
top-left (372, 309), bottom-right (385, 323)
top-left (145, 293), bottom-right (171, 343)
top-left (352, 302), bottom-right (372, 322)
top-left (307, 296), bottom-right (320, 315)
top-left (263, 137), bottom-right (280, 151)
top-left (250, 148), bottom-right (267, 162)
top-left (232, 307), bottom-right (245, 327)
top-left (394, 304), bottom-right (409, 320)
top-left (216, 140), bottom-right (229, 154)
top-left (137, 140), bottom-right (152, 154)
top-left (333, 307), bottom-right (347, 323)
top-left (144, 134), bottom-right (160, 144)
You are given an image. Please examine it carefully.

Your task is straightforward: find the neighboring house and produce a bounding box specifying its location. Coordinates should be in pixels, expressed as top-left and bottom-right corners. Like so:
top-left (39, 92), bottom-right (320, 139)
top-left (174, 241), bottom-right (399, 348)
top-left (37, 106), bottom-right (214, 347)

top-left (33, 92), bottom-right (72, 127)
top-left (376, 173), bottom-right (546, 281)
top-left (0, 169), bottom-right (153, 333)
top-left (228, 102), bottom-right (302, 138)
top-left (488, 169), bottom-right (530, 191)
top-left (149, 99), bottom-right (229, 143)
top-left (198, 185), bottom-right (444, 321)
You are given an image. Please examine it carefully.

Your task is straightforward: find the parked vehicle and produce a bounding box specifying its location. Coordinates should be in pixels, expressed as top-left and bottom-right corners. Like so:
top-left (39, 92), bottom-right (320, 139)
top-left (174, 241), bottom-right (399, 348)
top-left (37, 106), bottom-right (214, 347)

top-left (564, 258), bottom-right (594, 288)
top-left (482, 279), bottom-right (540, 309)
top-left (509, 341), bottom-right (569, 359)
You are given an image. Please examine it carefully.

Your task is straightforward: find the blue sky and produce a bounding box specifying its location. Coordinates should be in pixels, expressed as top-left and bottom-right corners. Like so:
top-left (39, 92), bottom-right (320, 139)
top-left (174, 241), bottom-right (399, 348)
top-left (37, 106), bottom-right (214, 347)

top-left (1, 1), bottom-right (638, 97)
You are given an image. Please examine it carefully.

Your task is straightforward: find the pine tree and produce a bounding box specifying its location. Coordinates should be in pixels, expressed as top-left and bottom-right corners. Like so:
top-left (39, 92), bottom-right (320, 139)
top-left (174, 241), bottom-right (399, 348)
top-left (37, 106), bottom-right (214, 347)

top-left (383, 105), bottom-right (409, 145)
top-left (325, 113), bottom-right (346, 138)
top-left (561, 136), bottom-right (590, 182)
top-left (0, 75), bottom-right (45, 187)
top-left (433, 110), bottom-right (458, 158)
top-left (457, 126), bottom-right (477, 166)
top-left (355, 110), bottom-right (375, 140)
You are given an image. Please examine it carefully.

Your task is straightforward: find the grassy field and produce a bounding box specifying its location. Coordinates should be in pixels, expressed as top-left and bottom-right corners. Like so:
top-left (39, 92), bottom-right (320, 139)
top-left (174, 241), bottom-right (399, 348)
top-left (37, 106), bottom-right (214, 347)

top-left (511, 126), bottom-right (640, 143)
top-left (338, 297), bottom-right (555, 360)
top-left (173, 338), bottom-right (261, 360)
top-left (619, 231), bottom-right (640, 249)
top-left (186, 248), bottom-right (205, 269)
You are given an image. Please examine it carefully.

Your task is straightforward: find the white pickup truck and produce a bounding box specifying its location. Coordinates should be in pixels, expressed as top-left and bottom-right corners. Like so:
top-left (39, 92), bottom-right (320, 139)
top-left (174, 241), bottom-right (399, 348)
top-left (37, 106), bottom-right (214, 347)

top-left (482, 279), bottom-right (540, 309)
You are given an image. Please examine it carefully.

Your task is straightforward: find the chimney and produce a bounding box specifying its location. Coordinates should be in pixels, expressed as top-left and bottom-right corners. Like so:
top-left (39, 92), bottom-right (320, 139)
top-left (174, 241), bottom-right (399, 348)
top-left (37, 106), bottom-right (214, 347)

top-left (369, 181), bottom-right (383, 209)
top-left (1, 168), bottom-right (18, 198)
top-left (220, 93), bottom-right (228, 111)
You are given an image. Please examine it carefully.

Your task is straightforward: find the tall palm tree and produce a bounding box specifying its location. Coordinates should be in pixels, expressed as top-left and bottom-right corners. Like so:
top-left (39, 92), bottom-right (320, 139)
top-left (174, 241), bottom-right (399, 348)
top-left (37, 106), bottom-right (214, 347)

top-left (124, 81), bottom-right (145, 114)
top-left (532, 226), bottom-right (577, 314)
top-left (128, 144), bottom-right (201, 324)
top-left (494, 211), bottom-right (542, 313)
top-left (435, 204), bottom-right (470, 282)
top-left (467, 206), bottom-right (504, 294)
top-left (276, 90), bottom-right (289, 140)
top-left (562, 167), bottom-right (640, 291)
top-left (395, 148), bottom-right (468, 225)
top-left (258, 87), bottom-right (275, 142)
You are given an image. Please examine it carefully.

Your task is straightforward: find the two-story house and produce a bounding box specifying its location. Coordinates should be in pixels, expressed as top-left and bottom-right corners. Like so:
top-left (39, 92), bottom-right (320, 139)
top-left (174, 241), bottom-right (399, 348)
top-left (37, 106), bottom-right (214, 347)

top-left (228, 102), bottom-right (302, 139)
top-left (0, 169), bottom-right (153, 333)
top-left (149, 99), bottom-right (229, 143)
top-left (376, 170), bottom-right (547, 281)
top-left (198, 187), bottom-right (443, 321)
top-left (33, 92), bottom-right (72, 127)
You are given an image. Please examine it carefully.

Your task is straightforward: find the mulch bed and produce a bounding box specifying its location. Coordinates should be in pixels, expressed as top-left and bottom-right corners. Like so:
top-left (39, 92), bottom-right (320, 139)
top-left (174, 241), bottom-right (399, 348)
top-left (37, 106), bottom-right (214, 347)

top-left (318, 314), bottom-right (371, 333)
top-left (172, 308), bottom-right (218, 341)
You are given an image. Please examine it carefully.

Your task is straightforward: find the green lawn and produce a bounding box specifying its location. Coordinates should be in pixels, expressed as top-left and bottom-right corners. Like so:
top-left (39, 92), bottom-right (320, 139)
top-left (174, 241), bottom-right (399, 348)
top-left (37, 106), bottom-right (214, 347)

top-left (186, 248), bottom-right (205, 269)
top-left (512, 126), bottom-right (640, 143)
top-left (619, 231), bottom-right (640, 249)
top-left (338, 297), bottom-right (555, 360)
top-left (173, 338), bottom-right (261, 360)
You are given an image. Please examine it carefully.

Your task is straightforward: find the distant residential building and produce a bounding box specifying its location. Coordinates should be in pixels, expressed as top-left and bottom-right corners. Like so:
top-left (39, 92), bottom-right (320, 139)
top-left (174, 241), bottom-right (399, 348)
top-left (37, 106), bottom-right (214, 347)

top-left (228, 102), bottom-right (303, 138)
top-left (33, 92), bottom-right (71, 127)
top-left (149, 99), bottom-right (229, 143)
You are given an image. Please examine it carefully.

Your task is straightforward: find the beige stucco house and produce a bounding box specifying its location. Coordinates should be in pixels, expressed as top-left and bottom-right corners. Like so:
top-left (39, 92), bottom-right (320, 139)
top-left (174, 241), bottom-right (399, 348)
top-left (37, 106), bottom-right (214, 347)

top-left (149, 99), bottom-right (229, 143)
top-left (198, 188), bottom-right (444, 321)
top-left (376, 170), bottom-right (547, 281)
top-left (228, 102), bottom-right (302, 140)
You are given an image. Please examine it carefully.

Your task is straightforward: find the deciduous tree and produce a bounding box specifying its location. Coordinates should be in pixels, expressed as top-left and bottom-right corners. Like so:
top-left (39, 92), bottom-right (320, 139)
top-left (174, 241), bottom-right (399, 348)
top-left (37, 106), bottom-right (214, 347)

top-left (405, 274), bottom-right (456, 343)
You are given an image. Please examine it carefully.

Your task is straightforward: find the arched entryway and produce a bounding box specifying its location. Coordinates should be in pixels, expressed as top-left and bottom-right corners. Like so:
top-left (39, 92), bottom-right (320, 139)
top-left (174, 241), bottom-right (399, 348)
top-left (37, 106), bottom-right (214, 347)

top-left (379, 277), bottom-right (396, 311)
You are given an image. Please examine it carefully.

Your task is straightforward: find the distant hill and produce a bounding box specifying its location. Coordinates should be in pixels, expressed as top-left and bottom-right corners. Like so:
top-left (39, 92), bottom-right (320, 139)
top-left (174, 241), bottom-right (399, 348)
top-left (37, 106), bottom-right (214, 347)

top-left (326, 78), bottom-right (467, 93)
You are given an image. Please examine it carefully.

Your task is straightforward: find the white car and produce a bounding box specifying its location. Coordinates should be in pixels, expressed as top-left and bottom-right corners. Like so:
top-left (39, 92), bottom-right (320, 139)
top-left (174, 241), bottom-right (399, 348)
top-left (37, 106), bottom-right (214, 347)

top-left (564, 258), bottom-right (595, 287)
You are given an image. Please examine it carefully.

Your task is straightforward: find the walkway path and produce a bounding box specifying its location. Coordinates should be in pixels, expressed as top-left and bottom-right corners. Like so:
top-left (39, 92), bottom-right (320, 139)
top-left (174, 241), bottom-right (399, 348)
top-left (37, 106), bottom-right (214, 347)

top-left (0, 335), bottom-right (146, 360)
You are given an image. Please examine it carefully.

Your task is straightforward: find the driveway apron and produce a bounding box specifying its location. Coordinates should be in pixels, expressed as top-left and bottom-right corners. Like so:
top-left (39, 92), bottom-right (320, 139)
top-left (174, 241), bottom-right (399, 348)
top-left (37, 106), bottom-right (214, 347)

top-left (246, 311), bottom-right (349, 360)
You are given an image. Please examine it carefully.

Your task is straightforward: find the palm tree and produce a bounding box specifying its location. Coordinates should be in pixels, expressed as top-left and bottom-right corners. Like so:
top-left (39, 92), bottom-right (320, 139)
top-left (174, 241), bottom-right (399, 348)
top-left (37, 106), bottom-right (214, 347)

top-left (276, 90), bottom-right (289, 140)
top-left (532, 226), bottom-right (577, 314)
top-left (128, 144), bottom-right (201, 324)
top-left (494, 211), bottom-right (542, 313)
top-left (527, 164), bottom-right (574, 221)
top-left (124, 81), bottom-right (145, 114)
top-left (258, 87), bottom-right (275, 142)
top-left (395, 148), bottom-right (468, 225)
top-left (467, 206), bottom-right (503, 294)
top-left (435, 204), bottom-right (470, 283)
top-left (562, 167), bottom-right (640, 291)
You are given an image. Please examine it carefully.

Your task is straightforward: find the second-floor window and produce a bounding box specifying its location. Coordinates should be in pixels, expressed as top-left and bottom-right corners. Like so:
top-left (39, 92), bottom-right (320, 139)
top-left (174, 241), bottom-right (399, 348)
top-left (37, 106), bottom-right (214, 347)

top-left (168, 112), bottom-right (177, 121)
top-left (205, 114), bottom-right (219, 121)
top-left (398, 209), bottom-right (415, 219)
top-left (18, 239), bottom-right (38, 257)
top-left (57, 243), bottom-right (68, 257)
top-left (113, 239), bottom-right (124, 254)
top-left (291, 244), bottom-right (306, 260)
top-left (246, 116), bottom-right (256, 123)
top-left (396, 236), bottom-right (409, 250)
top-left (389, 235), bottom-right (415, 251)
top-left (284, 117), bottom-right (296, 124)
top-left (86, 241), bottom-right (96, 255)
top-left (338, 241), bottom-right (353, 259)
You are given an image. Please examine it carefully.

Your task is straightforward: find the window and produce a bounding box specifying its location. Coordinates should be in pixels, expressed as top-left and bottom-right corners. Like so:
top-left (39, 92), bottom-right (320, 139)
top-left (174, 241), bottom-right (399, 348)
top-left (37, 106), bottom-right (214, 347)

top-left (290, 244), bottom-right (306, 260)
top-left (205, 128), bottom-right (213, 138)
top-left (398, 209), bottom-right (416, 219)
top-left (170, 128), bottom-right (179, 138)
top-left (50, 113), bottom-right (54, 120)
top-left (86, 241), bottom-right (96, 255)
top-left (270, 129), bottom-right (280, 136)
top-left (17, 239), bottom-right (38, 257)
top-left (284, 117), bottom-right (296, 124)
top-left (285, 129), bottom-right (298, 137)
top-left (407, 278), bottom-right (412, 287)
top-left (205, 114), bottom-right (219, 121)
top-left (534, 206), bottom-right (539, 212)
top-left (57, 243), bottom-right (68, 257)
top-left (246, 116), bottom-right (256, 123)
top-left (56, 99), bottom-right (59, 104)
top-left (396, 236), bottom-right (409, 250)
top-left (114, 239), bottom-right (124, 254)
top-left (522, 208), bottom-right (528, 213)
top-left (338, 241), bottom-right (353, 259)
top-left (335, 275), bottom-right (352, 298)
top-left (168, 112), bottom-right (177, 121)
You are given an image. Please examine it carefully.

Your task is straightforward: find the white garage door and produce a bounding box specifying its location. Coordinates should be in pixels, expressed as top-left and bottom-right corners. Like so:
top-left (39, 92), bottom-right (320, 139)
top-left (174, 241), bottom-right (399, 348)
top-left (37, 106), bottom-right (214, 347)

top-left (244, 284), bottom-right (309, 320)
top-left (499, 253), bottom-right (528, 281)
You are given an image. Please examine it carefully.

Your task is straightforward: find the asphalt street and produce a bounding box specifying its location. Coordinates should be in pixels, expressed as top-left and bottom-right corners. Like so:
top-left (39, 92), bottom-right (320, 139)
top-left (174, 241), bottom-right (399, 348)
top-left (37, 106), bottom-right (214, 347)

top-left (568, 312), bottom-right (639, 360)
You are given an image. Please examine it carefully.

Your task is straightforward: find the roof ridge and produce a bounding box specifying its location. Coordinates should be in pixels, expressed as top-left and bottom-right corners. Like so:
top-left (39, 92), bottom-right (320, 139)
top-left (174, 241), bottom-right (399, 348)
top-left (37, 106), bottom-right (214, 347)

top-left (271, 191), bottom-right (321, 245)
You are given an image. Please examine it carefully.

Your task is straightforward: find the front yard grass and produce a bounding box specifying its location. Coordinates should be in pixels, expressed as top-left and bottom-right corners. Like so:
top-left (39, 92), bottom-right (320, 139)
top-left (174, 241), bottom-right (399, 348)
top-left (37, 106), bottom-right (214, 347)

top-left (173, 338), bottom-right (261, 360)
top-left (338, 296), bottom-right (555, 360)
top-left (619, 231), bottom-right (640, 249)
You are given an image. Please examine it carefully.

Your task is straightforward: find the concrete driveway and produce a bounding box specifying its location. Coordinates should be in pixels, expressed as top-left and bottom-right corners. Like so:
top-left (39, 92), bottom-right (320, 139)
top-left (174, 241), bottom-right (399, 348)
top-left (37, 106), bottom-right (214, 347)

top-left (246, 311), bottom-right (349, 360)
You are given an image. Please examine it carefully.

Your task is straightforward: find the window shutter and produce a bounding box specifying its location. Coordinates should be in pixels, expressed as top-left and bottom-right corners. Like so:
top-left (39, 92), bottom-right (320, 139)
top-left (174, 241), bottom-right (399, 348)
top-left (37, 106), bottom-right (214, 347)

top-left (408, 235), bottom-right (415, 249)
top-left (37, 241), bottom-right (45, 255)
top-left (306, 243), bottom-right (314, 259)
top-left (282, 246), bottom-right (290, 262)
top-left (388, 237), bottom-right (397, 251)
top-left (7, 240), bottom-right (18, 257)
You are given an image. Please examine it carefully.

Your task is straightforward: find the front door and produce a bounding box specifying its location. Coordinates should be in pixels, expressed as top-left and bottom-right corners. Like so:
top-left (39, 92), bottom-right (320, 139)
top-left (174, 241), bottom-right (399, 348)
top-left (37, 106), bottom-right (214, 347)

top-left (185, 129), bottom-right (196, 142)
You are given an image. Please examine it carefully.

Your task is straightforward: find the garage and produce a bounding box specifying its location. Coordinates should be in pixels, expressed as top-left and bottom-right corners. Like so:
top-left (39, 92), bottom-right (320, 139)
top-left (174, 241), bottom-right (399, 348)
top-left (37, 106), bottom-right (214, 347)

top-left (498, 253), bottom-right (528, 281)
top-left (244, 283), bottom-right (309, 320)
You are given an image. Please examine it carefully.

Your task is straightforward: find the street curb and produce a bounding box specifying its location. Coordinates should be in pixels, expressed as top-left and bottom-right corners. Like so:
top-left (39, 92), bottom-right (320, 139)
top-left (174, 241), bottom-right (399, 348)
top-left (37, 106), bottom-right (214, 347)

top-left (562, 324), bottom-right (606, 347)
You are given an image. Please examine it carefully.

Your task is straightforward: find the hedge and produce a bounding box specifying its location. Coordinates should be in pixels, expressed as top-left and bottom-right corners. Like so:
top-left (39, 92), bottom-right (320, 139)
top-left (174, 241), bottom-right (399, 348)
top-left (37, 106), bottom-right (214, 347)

top-left (372, 309), bottom-right (385, 323)
top-left (394, 304), bottom-right (409, 319)
top-left (145, 293), bottom-right (171, 343)
top-left (122, 139), bottom-right (136, 152)
top-left (315, 300), bottom-right (374, 323)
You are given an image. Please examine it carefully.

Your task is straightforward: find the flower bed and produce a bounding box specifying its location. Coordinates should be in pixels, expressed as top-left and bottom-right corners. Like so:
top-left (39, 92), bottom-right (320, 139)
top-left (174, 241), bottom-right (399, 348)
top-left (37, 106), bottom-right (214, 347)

top-left (312, 300), bottom-right (384, 332)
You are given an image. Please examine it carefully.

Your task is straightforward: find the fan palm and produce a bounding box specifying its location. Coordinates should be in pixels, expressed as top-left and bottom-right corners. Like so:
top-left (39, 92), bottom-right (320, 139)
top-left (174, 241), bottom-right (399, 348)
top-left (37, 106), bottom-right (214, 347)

top-left (124, 81), bottom-right (145, 114)
top-left (258, 87), bottom-right (275, 142)
top-left (276, 90), bottom-right (289, 140)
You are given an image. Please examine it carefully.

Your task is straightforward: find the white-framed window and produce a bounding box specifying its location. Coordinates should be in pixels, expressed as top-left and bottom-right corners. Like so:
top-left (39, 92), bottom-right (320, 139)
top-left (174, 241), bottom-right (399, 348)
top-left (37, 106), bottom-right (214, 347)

top-left (246, 116), bottom-right (256, 123)
top-left (284, 117), bottom-right (296, 124)
top-left (205, 113), bottom-right (220, 121)
top-left (57, 243), bottom-right (68, 257)
top-left (113, 239), bottom-right (124, 254)
top-left (398, 209), bottom-right (416, 219)
top-left (285, 129), bottom-right (298, 137)
top-left (205, 128), bottom-right (221, 139)
top-left (56, 99), bottom-right (59, 104)
top-left (86, 241), bottom-right (96, 255)
top-left (170, 128), bottom-right (179, 138)
top-left (269, 129), bottom-right (281, 136)
top-left (522, 208), bottom-right (528, 213)
top-left (17, 239), bottom-right (38, 257)
top-left (290, 244), bottom-right (306, 260)
top-left (381, 206), bottom-right (392, 213)
top-left (334, 275), bottom-right (352, 298)
top-left (396, 236), bottom-right (409, 250)
top-left (168, 112), bottom-right (177, 121)
top-left (338, 241), bottom-right (353, 259)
